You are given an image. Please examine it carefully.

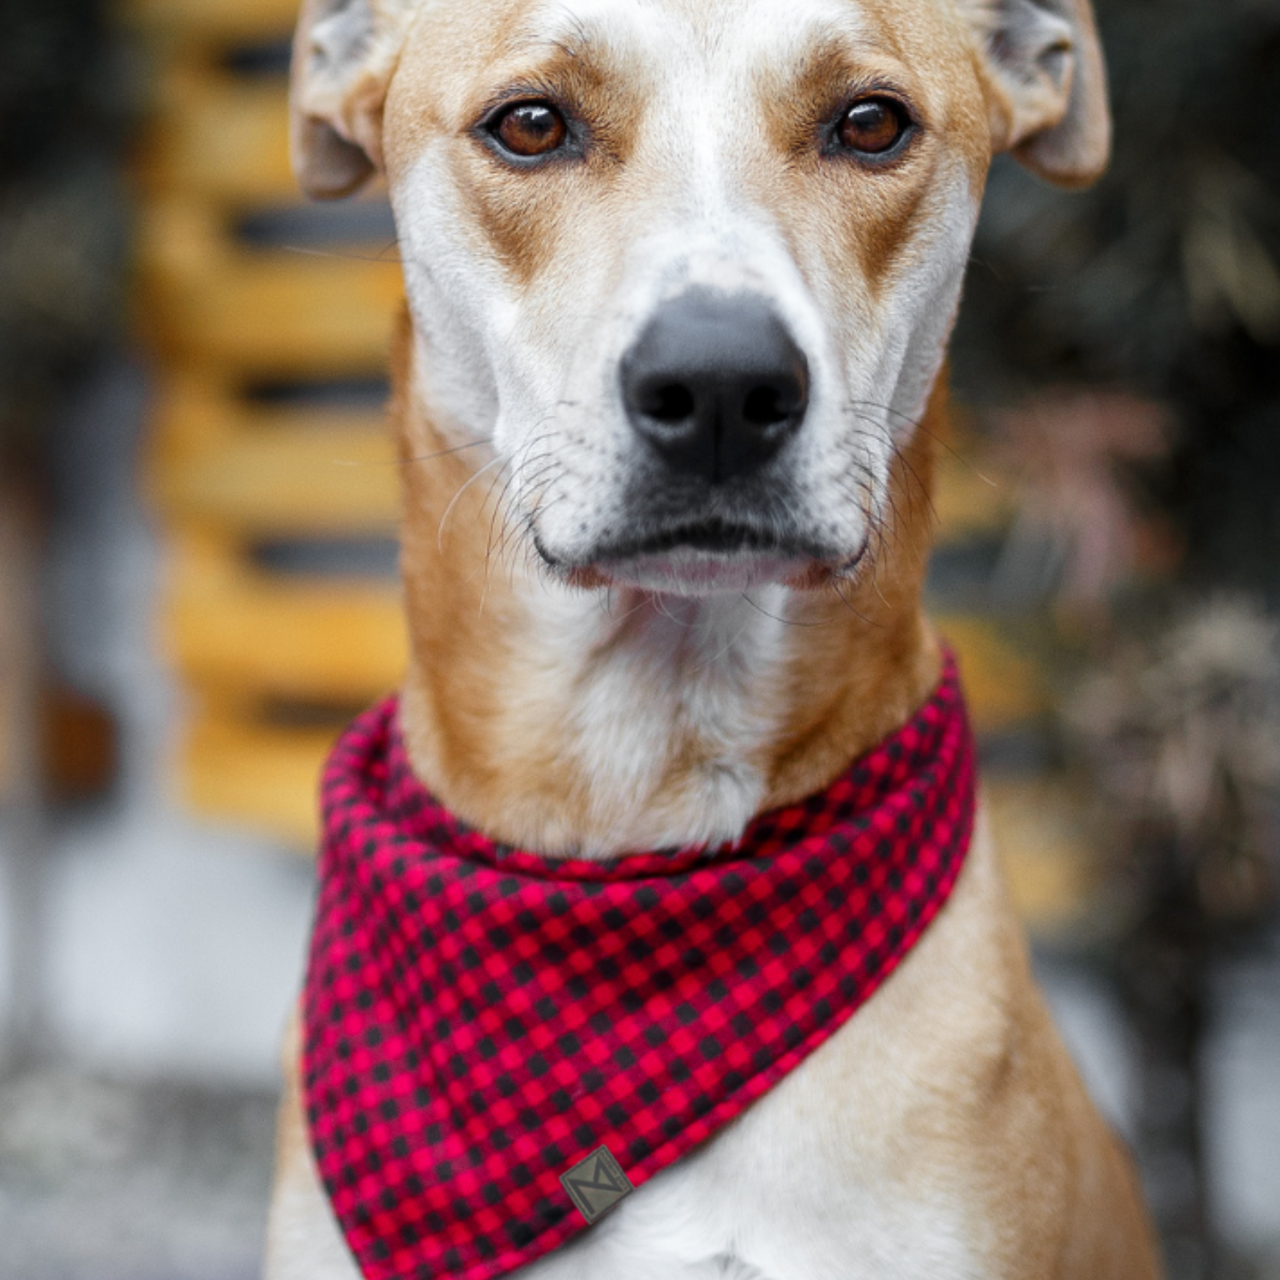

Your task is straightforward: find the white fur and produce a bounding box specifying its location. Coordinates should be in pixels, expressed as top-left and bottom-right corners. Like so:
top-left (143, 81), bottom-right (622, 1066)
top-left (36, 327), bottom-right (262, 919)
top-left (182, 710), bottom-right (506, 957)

top-left (525, 587), bottom-right (792, 852)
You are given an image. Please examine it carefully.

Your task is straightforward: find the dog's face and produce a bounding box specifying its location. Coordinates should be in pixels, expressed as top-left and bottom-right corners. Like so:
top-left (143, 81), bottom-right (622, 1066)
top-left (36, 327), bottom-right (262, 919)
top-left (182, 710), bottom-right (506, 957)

top-left (292, 0), bottom-right (1107, 597)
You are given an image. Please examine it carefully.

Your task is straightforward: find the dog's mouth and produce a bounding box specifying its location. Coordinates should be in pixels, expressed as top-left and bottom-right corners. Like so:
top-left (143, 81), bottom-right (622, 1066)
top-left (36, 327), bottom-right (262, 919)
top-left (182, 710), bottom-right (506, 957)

top-left (536, 518), bottom-right (864, 594)
top-left (605, 517), bottom-right (805, 559)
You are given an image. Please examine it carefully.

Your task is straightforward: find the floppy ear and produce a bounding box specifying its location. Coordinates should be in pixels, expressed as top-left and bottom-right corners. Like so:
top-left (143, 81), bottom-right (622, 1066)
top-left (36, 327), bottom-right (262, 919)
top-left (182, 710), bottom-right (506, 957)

top-left (961, 0), bottom-right (1111, 187)
top-left (290, 0), bottom-right (413, 199)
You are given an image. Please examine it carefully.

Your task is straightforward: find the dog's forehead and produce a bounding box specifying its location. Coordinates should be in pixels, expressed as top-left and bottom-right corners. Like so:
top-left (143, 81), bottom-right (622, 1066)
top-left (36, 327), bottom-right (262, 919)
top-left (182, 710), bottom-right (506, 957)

top-left (511, 0), bottom-right (872, 61)
top-left (394, 0), bottom-right (972, 115)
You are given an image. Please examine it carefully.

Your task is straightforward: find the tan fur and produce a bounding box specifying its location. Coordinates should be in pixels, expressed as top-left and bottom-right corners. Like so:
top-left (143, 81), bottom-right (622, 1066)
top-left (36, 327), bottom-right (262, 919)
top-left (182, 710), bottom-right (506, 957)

top-left (269, 0), bottom-right (1162, 1273)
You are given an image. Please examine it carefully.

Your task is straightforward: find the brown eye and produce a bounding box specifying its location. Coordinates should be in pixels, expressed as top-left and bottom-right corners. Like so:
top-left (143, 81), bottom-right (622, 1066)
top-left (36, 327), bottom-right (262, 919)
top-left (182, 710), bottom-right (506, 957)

top-left (491, 102), bottom-right (569, 158)
top-left (836, 98), bottom-right (910, 156)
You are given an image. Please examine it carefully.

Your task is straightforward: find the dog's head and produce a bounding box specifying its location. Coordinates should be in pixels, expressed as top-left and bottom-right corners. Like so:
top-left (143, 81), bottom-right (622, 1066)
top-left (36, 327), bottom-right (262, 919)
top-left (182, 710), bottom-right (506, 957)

top-left (291, 0), bottom-right (1107, 597)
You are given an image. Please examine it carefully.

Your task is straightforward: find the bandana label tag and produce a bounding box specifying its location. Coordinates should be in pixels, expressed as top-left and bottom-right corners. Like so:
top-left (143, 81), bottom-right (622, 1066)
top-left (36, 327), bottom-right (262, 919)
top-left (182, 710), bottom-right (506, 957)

top-left (560, 1146), bottom-right (634, 1223)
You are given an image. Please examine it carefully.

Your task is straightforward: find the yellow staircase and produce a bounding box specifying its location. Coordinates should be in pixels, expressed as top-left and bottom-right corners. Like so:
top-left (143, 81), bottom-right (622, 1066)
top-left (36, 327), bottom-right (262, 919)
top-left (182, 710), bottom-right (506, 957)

top-left (129, 0), bottom-right (403, 845)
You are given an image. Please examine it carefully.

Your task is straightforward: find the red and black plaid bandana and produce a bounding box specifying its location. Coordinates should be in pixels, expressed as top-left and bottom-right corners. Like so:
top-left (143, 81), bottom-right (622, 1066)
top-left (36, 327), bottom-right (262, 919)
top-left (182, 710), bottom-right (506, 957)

top-left (305, 653), bottom-right (975, 1280)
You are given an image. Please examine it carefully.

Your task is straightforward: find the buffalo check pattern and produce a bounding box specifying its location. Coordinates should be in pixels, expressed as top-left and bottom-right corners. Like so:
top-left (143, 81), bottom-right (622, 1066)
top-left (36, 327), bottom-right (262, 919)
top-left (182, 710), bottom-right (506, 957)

top-left (304, 653), bottom-right (975, 1280)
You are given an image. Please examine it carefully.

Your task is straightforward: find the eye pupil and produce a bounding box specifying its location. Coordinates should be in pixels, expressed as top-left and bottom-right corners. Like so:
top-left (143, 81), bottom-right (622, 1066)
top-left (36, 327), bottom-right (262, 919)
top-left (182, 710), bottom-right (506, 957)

top-left (494, 103), bottom-right (569, 158)
top-left (837, 98), bottom-right (907, 156)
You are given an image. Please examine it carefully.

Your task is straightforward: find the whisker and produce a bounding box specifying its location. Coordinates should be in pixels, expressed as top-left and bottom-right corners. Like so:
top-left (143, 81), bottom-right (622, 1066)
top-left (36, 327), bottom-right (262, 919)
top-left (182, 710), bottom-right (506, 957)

top-left (282, 241), bottom-right (403, 265)
top-left (831, 577), bottom-right (880, 627)
top-left (404, 438), bottom-right (494, 465)
top-left (438, 453), bottom-right (508, 553)
top-left (738, 591), bottom-right (828, 629)
top-left (695, 613), bottom-right (757, 671)
top-left (483, 430), bottom-right (561, 577)
top-left (845, 397), bottom-right (995, 481)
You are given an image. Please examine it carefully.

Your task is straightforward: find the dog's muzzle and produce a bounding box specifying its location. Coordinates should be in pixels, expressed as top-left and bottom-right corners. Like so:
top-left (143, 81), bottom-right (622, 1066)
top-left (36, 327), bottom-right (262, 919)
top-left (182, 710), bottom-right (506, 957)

top-left (620, 288), bottom-right (809, 485)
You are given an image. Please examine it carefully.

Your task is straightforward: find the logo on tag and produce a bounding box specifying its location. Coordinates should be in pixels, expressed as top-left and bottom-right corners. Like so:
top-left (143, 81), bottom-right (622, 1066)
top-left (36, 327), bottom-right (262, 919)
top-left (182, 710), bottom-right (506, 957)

top-left (560, 1145), bottom-right (634, 1223)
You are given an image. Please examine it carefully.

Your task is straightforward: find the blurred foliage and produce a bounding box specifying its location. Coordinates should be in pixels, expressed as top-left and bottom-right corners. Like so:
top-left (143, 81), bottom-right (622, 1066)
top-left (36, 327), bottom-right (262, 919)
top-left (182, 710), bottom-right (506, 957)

top-left (0, 0), bottom-right (135, 462)
top-left (952, 0), bottom-right (1280, 598)
top-left (949, 12), bottom-right (1280, 1261)
top-left (1067, 597), bottom-right (1280, 929)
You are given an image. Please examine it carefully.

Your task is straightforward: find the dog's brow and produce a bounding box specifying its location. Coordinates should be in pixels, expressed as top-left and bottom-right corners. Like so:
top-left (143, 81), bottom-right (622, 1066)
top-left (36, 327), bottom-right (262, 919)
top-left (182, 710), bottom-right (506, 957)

top-left (756, 28), bottom-right (921, 139)
top-left (513, 7), bottom-right (597, 60)
top-left (513, 31), bottom-right (591, 60)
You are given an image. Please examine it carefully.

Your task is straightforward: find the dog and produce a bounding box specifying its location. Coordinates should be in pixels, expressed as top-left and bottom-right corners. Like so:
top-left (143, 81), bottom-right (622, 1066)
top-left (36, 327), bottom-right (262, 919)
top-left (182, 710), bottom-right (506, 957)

top-left (264, 0), bottom-right (1163, 1276)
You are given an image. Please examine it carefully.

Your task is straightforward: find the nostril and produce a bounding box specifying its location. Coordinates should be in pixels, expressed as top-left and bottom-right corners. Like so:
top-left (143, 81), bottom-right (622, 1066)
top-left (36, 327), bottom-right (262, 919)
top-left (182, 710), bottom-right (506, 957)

top-left (742, 385), bottom-right (791, 427)
top-left (641, 382), bottom-right (696, 423)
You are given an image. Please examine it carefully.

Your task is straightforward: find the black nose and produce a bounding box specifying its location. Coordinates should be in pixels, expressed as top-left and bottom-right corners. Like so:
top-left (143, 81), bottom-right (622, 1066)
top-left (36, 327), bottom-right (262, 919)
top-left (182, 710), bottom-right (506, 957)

top-left (620, 289), bottom-right (809, 484)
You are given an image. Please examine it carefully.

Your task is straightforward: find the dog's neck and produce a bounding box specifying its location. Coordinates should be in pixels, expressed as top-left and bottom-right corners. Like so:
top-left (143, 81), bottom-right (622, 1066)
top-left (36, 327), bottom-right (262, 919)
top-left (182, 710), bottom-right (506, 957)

top-left (393, 324), bottom-right (942, 859)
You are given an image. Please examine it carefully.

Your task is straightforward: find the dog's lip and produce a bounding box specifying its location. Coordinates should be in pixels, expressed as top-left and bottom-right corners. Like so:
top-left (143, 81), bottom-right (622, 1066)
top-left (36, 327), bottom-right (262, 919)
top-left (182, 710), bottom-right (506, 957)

top-left (534, 521), bottom-right (868, 592)
top-left (596, 517), bottom-right (813, 561)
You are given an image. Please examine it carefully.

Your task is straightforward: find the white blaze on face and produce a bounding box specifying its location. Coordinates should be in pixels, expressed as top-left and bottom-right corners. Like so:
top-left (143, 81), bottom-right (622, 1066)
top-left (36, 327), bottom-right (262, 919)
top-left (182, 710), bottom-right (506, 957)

top-left (390, 0), bottom-right (983, 589)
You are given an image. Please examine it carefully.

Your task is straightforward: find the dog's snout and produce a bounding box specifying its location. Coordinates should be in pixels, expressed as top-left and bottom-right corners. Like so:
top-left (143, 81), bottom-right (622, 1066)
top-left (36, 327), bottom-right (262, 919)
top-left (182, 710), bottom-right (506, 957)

top-left (621, 289), bottom-right (809, 484)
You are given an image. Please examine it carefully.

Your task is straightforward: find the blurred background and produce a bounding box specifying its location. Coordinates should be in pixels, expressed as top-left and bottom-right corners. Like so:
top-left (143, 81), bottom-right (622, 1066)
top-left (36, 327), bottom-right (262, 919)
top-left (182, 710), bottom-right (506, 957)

top-left (1, 0), bottom-right (1278, 1277)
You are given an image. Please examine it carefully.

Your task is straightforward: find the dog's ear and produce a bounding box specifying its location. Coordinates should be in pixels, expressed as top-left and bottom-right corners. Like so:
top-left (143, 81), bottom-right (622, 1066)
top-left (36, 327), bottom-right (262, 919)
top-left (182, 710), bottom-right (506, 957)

top-left (290, 0), bottom-right (413, 199)
top-left (961, 0), bottom-right (1110, 187)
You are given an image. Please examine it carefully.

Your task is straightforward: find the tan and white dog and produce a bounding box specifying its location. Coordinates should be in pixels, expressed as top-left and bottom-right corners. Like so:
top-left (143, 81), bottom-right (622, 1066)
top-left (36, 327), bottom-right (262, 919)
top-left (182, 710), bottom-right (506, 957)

top-left (266, 0), bottom-right (1163, 1275)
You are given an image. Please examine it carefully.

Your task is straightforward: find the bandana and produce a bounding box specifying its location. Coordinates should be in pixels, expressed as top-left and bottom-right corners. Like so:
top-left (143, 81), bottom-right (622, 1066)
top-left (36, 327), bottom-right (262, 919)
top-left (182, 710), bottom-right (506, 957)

top-left (305, 653), bottom-right (975, 1280)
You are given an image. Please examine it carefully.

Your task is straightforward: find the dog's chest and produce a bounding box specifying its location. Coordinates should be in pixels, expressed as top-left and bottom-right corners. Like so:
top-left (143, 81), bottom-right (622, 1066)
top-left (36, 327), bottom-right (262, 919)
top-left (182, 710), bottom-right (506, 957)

top-left (510, 1014), bottom-right (984, 1280)
top-left (507, 843), bottom-right (1002, 1280)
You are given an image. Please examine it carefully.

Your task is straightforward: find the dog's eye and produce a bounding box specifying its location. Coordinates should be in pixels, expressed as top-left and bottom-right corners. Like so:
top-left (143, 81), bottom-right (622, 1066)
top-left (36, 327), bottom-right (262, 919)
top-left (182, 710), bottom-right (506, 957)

top-left (490, 102), bottom-right (569, 159)
top-left (836, 97), bottom-right (911, 157)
